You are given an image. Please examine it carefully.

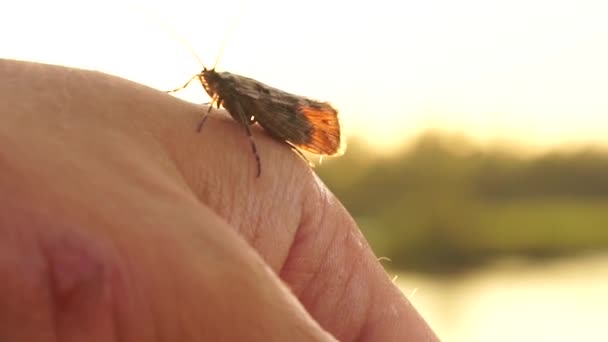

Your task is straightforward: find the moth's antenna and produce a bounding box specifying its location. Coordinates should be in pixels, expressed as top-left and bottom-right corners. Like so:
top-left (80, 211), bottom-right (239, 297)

top-left (212, 0), bottom-right (248, 69)
top-left (170, 26), bottom-right (207, 70)
top-left (132, 4), bottom-right (207, 69)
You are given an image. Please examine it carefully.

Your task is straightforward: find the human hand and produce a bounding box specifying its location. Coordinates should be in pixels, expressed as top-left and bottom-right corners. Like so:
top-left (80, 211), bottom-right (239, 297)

top-left (0, 59), bottom-right (438, 341)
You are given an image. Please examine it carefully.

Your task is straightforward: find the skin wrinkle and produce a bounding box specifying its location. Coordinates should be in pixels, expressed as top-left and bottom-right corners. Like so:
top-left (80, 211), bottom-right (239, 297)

top-left (339, 217), bottom-right (402, 341)
top-left (264, 195), bottom-right (303, 272)
top-left (241, 190), bottom-right (265, 248)
top-left (153, 103), bottom-right (206, 180)
top-left (339, 249), bottom-right (371, 342)
top-left (288, 180), bottom-right (373, 341)
top-left (294, 201), bottom-right (337, 309)
top-left (276, 208), bottom-right (315, 288)
top-left (364, 288), bottom-right (430, 342)
top-left (312, 222), bottom-right (357, 340)
top-left (250, 167), bottom-right (305, 270)
top-left (279, 172), bottom-right (332, 294)
top-left (184, 114), bottom-right (253, 224)
top-left (356, 263), bottom-right (383, 342)
top-left (352, 262), bottom-right (386, 341)
top-left (333, 261), bottom-right (365, 342)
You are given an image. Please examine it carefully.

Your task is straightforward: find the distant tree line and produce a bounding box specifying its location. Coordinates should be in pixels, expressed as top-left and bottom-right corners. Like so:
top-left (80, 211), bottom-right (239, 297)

top-left (317, 132), bottom-right (608, 273)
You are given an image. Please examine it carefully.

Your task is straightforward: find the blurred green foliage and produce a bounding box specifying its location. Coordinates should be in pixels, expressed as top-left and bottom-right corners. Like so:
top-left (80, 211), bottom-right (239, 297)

top-left (316, 132), bottom-right (608, 274)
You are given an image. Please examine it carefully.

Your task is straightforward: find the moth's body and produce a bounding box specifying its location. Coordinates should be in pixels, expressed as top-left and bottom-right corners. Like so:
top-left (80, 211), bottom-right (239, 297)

top-left (169, 67), bottom-right (344, 176)
top-left (173, 68), bottom-right (344, 176)
top-left (201, 69), bottom-right (342, 153)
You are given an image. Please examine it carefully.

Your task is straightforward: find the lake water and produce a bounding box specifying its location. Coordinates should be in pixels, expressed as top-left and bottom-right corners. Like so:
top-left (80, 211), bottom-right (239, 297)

top-left (397, 253), bottom-right (608, 341)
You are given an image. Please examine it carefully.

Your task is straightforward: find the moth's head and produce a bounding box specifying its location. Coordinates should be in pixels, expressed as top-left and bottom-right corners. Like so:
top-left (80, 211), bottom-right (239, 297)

top-left (200, 68), bottom-right (220, 98)
top-left (201, 68), bottom-right (219, 81)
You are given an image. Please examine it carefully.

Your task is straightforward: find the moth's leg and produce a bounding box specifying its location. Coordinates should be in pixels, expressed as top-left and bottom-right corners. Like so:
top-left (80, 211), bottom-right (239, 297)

top-left (166, 75), bottom-right (198, 93)
top-left (286, 142), bottom-right (314, 167)
top-left (197, 96), bottom-right (218, 132)
top-left (233, 105), bottom-right (262, 177)
top-left (196, 115), bottom-right (210, 133)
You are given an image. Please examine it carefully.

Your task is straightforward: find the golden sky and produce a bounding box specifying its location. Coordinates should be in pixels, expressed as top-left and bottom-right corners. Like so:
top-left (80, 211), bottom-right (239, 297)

top-left (3, 0), bottom-right (608, 151)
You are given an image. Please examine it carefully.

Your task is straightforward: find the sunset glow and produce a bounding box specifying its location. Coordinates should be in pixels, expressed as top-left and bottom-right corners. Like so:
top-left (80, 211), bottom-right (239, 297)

top-left (3, 0), bottom-right (608, 151)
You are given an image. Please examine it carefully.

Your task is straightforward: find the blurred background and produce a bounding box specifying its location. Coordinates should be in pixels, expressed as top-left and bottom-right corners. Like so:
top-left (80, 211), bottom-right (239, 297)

top-left (3, 0), bottom-right (608, 340)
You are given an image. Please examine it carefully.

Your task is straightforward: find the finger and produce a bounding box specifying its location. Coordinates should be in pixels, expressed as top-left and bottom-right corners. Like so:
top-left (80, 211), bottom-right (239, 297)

top-left (282, 177), bottom-right (440, 341)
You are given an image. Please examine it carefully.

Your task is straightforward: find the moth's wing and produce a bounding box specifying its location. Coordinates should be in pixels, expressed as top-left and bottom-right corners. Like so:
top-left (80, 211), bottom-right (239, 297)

top-left (257, 99), bottom-right (344, 156)
top-left (224, 73), bottom-right (344, 156)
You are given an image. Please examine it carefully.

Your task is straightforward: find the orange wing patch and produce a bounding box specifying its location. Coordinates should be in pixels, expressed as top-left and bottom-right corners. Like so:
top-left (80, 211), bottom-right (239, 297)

top-left (297, 104), bottom-right (345, 156)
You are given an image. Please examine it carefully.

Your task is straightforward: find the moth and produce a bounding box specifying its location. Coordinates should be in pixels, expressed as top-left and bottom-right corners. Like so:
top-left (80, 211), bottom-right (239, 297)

top-left (168, 42), bottom-right (345, 177)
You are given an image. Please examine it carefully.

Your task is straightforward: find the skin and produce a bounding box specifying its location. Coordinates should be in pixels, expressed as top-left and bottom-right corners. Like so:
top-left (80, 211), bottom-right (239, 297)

top-left (0, 59), bottom-right (439, 341)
